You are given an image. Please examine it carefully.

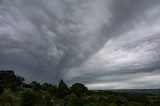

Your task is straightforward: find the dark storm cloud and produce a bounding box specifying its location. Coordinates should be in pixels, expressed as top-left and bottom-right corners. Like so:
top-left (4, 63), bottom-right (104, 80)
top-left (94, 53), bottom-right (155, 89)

top-left (0, 0), bottom-right (111, 83)
top-left (0, 0), bottom-right (160, 88)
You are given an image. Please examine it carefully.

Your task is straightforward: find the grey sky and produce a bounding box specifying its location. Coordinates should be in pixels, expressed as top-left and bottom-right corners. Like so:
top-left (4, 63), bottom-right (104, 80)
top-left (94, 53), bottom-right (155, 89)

top-left (0, 0), bottom-right (160, 89)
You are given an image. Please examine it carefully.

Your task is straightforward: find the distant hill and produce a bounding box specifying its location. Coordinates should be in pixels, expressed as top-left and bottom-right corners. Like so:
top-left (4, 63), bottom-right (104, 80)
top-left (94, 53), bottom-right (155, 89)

top-left (111, 89), bottom-right (160, 95)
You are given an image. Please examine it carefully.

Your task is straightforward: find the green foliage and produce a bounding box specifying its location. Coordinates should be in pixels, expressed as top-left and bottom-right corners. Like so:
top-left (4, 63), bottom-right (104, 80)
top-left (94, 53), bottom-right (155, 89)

top-left (0, 86), bottom-right (4, 94)
top-left (11, 82), bottom-right (18, 92)
top-left (0, 70), bottom-right (24, 88)
top-left (31, 81), bottom-right (41, 91)
top-left (16, 75), bottom-right (25, 86)
top-left (71, 83), bottom-right (88, 96)
top-left (127, 101), bottom-right (146, 106)
top-left (57, 79), bottom-right (70, 98)
top-left (42, 83), bottom-right (57, 95)
top-left (66, 93), bottom-right (83, 106)
top-left (21, 90), bottom-right (42, 106)
top-left (43, 95), bottom-right (53, 106)
top-left (0, 70), bottom-right (15, 87)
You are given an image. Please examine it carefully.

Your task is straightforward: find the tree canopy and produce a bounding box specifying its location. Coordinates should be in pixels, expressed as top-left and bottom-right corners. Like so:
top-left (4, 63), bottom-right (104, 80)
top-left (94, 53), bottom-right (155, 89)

top-left (57, 79), bottom-right (70, 98)
top-left (71, 83), bottom-right (88, 96)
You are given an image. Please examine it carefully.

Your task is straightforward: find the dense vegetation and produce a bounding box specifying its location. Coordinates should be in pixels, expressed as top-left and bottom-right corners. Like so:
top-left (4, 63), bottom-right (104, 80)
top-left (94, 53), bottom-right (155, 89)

top-left (0, 70), bottom-right (160, 106)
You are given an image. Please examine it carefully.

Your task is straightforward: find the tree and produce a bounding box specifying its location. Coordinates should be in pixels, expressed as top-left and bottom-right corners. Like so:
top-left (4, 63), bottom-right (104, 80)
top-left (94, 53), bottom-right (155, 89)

top-left (21, 91), bottom-right (42, 106)
top-left (30, 81), bottom-right (41, 91)
top-left (22, 83), bottom-right (32, 88)
top-left (42, 83), bottom-right (57, 95)
top-left (0, 70), bottom-right (24, 88)
top-left (16, 75), bottom-right (25, 86)
top-left (71, 83), bottom-right (88, 96)
top-left (42, 83), bottom-right (49, 91)
top-left (57, 79), bottom-right (70, 98)
top-left (66, 93), bottom-right (83, 106)
top-left (0, 70), bottom-right (15, 87)
top-left (0, 86), bottom-right (4, 94)
top-left (11, 82), bottom-right (18, 92)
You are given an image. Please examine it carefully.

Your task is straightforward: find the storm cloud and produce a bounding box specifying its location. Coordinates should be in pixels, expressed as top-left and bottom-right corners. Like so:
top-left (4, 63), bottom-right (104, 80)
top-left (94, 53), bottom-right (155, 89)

top-left (0, 0), bottom-right (160, 89)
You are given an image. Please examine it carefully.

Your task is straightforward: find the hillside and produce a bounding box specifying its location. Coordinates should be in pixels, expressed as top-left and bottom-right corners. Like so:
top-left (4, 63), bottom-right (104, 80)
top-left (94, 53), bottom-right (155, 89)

top-left (0, 70), bottom-right (160, 106)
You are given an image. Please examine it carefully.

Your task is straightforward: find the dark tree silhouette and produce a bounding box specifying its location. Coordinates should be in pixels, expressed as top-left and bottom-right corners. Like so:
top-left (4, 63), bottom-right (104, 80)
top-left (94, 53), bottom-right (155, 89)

top-left (16, 75), bottom-right (25, 86)
top-left (0, 85), bottom-right (4, 94)
top-left (30, 81), bottom-right (41, 91)
top-left (0, 70), bottom-right (24, 88)
top-left (42, 83), bottom-right (57, 95)
top-left (21, 91), bottom-right (41, 106)
top-left (57, 79), bottom-right (70, 98)
top-left (71, 83), bottom-right (88, 96)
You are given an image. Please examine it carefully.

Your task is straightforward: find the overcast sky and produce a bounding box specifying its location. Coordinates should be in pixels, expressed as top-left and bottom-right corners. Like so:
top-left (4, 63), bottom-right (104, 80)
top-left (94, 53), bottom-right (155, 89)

top-left (0, 0), bottom-right (160, 89)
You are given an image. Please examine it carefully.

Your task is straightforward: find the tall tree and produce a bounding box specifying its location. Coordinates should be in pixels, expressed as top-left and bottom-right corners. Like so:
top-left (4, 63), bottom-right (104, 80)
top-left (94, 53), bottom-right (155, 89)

top-left (57, 79), bottom-right (70, 98)
top-left (0, 70), bottom-right (24, 88)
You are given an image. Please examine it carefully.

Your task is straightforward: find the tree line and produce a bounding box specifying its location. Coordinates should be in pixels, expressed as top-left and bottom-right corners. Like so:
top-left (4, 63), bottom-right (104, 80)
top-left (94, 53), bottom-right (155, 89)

top-left (0, 70), bottom-right (89, 106)
top-left (0, 70), bottom-right (160, 106)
